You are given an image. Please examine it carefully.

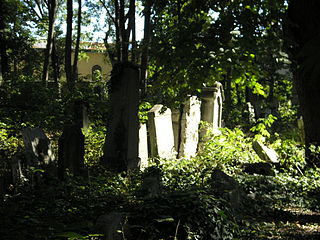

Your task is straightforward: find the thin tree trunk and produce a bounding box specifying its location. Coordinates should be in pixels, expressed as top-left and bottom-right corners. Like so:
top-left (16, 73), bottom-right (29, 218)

top-left (51, 38), bottom-right (59, 82)
top-left (73, 0), bottom-right (81, 81)
top-left (65, 0), bottom-right (73, 90)
top-left (140, 0), bottom-right (152, 97)
top-left (42, 0), bottom-right (57, 83)
top-left (128, 0), bottom-right (136, 63)
top-left (114, 0), bottom-right (121, 61)
top-left (0, 0), bottom-right (9, 81)
top-left (119, 0), bottom-right (128, 62)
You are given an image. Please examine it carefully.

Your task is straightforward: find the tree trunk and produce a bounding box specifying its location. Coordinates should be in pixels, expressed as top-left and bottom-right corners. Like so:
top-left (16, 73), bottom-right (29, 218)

top-left (286, 0), bottom-right (320, 166)
top-left (140, 0), bottom-right (152, 97)
top-left (51, 38), bottom-right (59, 82)
top-left (65, 0), bottom-right (74, 90)
top-left (128, 0), bottom-right (136, 63)
top-left (73, 0), bottom-right (81, 81)
top-left (0, 0), bottom-right (9, 81)
top-left (42, 0), bottom-right (57, 83)
top-left (119, 0), bottom-right (128, 62)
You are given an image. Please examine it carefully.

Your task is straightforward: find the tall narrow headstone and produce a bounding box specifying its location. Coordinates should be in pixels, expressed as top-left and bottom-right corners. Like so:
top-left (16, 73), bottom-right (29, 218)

top-left (171, 109), bottom-right (181, 152)
top-left (178, 96), bottom-right (201, 158)
top-left (101, 64), bottom-right (140, 172)
top-left (200, 82), bottom-right (224, 134)
top-left (139, 123), bottom-right (149, 169)
top-left (58, 124), bottom-right (85, 179)
top-left (148, 105), bottom-right (176, 159)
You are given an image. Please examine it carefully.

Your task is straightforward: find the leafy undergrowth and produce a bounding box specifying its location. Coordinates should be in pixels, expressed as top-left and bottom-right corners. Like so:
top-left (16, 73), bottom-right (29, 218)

top-left (2, 128), bottom-right (320, 239)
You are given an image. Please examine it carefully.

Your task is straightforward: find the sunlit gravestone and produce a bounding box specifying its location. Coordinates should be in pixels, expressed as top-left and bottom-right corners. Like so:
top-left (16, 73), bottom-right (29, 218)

top-left (138, 123), bottom-right (149, 169)
top-left (148, 104), bottom-right (176, 159)
top-left (177, 96), bottom-right (201, 158)
top-left (200, 82), bottom-right (225, 134)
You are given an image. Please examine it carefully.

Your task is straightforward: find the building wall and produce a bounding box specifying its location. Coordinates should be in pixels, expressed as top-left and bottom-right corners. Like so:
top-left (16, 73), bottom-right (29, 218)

top-left (75, 52), bottom-right (112, 81)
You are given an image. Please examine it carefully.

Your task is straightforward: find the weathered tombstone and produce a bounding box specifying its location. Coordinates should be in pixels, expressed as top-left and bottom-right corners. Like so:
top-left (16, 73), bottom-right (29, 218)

top-left (101, 63), bottom-right (140, 172)
top-left (58, 124), bottom-right (85, 179)
top-left (21, 128), bottom-right (55, 167)
top-left (139, 123), bottom-right (149, 169)
top-left (200, 82), bottom-right (224, 134)
top-left (148, 104), bottom-right (176, 159)
top-left (210, 169), bottom-right (242, 210)
top-left (95, 211), bottom-right (130, 240)
top-left (252, 140), bottom-right (279, 163)
top-left (74, 100), bottom-right (90, 132)
top-left (140, 166), bottom-right (162, 197)
top-left (178, 96), bottom-right (201, 158)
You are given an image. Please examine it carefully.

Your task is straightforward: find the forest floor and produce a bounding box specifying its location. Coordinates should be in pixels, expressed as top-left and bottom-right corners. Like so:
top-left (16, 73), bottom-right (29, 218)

top-left (236, 173), bottom-right (320, 240)
top-left (241, 206), bottom-right (320, 239)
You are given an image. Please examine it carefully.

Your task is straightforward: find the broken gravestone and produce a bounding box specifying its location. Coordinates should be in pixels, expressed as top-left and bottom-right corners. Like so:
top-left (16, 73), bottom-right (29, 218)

top-left (58, 124), bottom-right (85, 179)
top-left (252, 141), bottom-right (279, 163)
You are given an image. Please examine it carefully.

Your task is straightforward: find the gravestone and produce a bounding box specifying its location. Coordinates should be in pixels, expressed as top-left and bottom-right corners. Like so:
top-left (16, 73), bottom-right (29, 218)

top-left (95, 211), bottom-right (130, 240)
top-left (178, 96), bottom-right (201, 158)
top-left (210, 169), bottom-right (242, 210)
top-left (101, 64), bottom-right (140, 172)
top-left (200, 82), bottom-right (224, 134)
top-left (58, 124), bottom-right (85, 179)
top-left (140, 166), bottom-right (162, 197)
top-left (252, 140), bottom-right (279, 163)
top-left (22, 128), bottom-right (55, 166)
top-left (139, 123), bottom-right (149, 169)
top-left (148, 104), bottom-right (176, 159)
top-left (171, 109), bottom-right (181, 153)
top-left (74, 100), bottom-right (90, 132)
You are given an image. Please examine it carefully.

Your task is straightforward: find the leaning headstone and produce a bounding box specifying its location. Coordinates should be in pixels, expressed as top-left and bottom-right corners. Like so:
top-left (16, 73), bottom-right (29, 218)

top-left (252, 141), bottom-right (279, 163)
top-left (139, 123), bottom-right (149, 169)
top-left (101, 63), bottom-right (140, 172)
top-left (148, 105), bottom-right (176, 159)
top-left (58, 124), bottom-right (85, 179)
top-left (22, 128), bottom-right (55, 166)
top-left (178, 96), bottom-right (201, 158)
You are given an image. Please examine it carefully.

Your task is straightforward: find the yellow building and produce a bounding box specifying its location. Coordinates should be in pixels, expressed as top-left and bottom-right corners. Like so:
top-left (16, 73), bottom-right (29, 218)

top-left (34, 41), bottom-right (112, 81)
top-left (76, 42), bottom-right (112, 81)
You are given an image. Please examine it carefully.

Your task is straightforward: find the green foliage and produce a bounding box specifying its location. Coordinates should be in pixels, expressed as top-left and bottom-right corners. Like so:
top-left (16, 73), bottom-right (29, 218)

top-left (138, 101), bottom-right (152, 124)
top-left (83, 125), bottom-right (106, 166)
top-left (198, 127), bottom-right (260, 173)
top-left (250, 114), bottom-right (277, 141)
